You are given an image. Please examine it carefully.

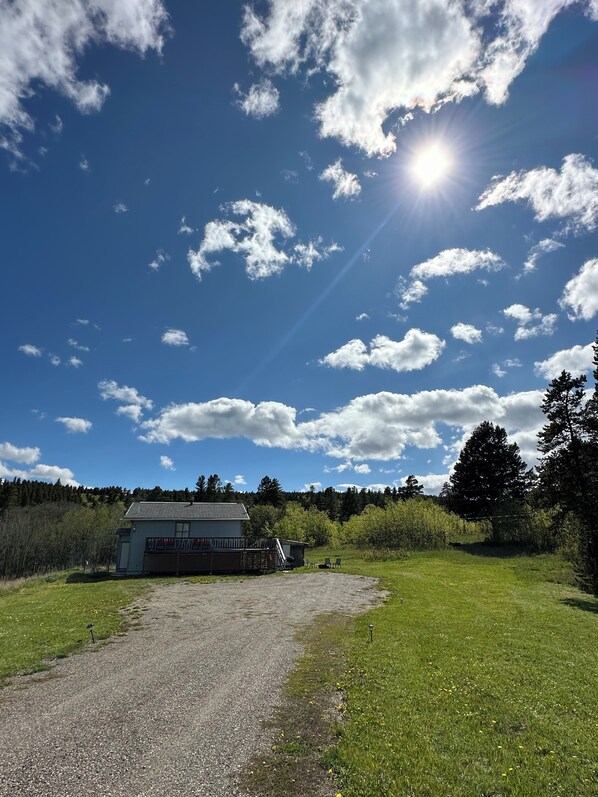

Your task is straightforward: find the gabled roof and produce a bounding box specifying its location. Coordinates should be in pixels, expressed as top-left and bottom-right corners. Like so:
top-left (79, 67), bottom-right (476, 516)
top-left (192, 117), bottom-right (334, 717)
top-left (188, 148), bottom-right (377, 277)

top-left (124, 501), bottom-right (249, 521)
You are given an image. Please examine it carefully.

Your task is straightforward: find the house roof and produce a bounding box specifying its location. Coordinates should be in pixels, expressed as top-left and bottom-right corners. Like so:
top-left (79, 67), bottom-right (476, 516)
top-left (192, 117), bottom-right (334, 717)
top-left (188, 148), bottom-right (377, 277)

top-left (124, 502), bottom-right (249, 521)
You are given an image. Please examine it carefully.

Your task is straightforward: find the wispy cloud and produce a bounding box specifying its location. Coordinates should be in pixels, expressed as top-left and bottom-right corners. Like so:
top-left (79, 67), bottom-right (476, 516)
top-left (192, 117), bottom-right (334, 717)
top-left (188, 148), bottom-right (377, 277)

top-left (68, 356), bottom-right (83, 368)
top-left (478, 154), bottom-right (598, 234)
top-left (113, 202), bottom-right (129, 214)
top-left (0, 1), bottom-right (169, 157)
top-left (79, 156), bottom-right (90, 172)
top-left (188, 199), bottom-right (338, 280)
top-left (178, 217), bottom-right (194, 235)
top-left (234, 78), bottom-right (280, 118)
top-left (522, 238), bottom-right (564, 273)
top-left (148, 249), bottom-right (170, 271)
top-left (68, 338), bottom-right (89, 352)
top-left (397, 248), bottom-right (505, 309)
top-left (319, 159), bottom-right (361, 200)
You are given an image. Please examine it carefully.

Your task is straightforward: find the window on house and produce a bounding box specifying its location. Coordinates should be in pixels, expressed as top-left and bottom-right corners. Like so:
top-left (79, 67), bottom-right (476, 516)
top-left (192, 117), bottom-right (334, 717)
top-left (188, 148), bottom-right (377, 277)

top-left (175, 522), bottom-right (190, 538)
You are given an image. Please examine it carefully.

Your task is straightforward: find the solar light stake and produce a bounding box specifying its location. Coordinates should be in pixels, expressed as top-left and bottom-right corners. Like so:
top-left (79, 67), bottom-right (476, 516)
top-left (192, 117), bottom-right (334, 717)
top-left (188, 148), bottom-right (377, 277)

top-left (87, 623), bottom-right (95, 643)
top-left (369, 623), bottom-right (374, 643)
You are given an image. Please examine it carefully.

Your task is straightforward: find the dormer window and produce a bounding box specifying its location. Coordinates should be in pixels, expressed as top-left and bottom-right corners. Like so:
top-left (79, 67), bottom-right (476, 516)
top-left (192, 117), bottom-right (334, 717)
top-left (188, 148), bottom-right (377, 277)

top-left (175, 522), bottom-right (190, 538)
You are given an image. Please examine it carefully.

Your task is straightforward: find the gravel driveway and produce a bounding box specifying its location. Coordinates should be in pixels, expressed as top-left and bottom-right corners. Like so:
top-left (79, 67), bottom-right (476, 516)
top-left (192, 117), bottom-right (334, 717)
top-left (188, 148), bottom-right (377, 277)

top-left (0, 572), bottom-right (381, 797)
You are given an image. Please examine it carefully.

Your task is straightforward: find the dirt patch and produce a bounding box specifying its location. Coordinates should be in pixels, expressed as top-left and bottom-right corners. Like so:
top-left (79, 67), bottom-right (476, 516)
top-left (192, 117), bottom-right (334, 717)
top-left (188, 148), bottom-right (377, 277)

top-left (0, 572), bottom-right (382, 797)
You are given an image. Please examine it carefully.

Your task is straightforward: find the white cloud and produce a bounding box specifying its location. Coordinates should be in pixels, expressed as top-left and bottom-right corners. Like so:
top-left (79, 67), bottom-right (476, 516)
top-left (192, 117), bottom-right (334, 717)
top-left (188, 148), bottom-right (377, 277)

top-left (240, 0), bottom-right (597, 156)
top-left (559, 258), bottom-right (598, 320)
top-left (56, 416), bottom-right (92, 434)
top-left (49, 355), bottom-right (61, 366)
top-left (235, 78), bottom-right (280, 118)
top-left (148, 248), bottom-right (169, 271)
top-left (0, 0), bottom-right (169, 155)
top-left (160, 455), bottom-right (175, 470)
top-left (477, 154), bottom-right (598, 233)
top-left (324, 461), bottom-right (371, 474)
top-left (534, 342), bottom-right (595, 380)
top-left (320, 329), bottom-right (445, 373)
top-left (398, 248), bottom-right (505, 309)
top-left (234, 474), bottom-right (246, 485)
top-left (303, 482), bottom-right (323, 492)
top-left (523, 238), bottom-right (564, 273)
top-left (161, 328), bottom-right (190, 347)
top-left (0, 442), bottom-right (40, 464)
top-left (68, 338), bottom-right (89, 352)
top-left (486, 323), bottom-right (504, 336)
top-left (75, 318), bottom-right (89, 326)
top-left (19, 344), bottom-right (42, 357)
top-left (79, 157), bottom-right (90, 172)
top-left (178, 217), bottom-right (194, 235)
top-left (68, 356), bottom-right (83, 368)
top-left (188, 200), bottom-right (337, 280)
top-left (503, 304), bottom-right (558, 340)
top-left (406, 473), bottom-right (449, 495)
top-left (356, 313), bottom-right (369, 321)
top-left (0, 460), bottom-right (79, 487)
top-left (140, 383), bottom-right (534, 463)
top-left (114, 202), bottom-right (129, 214)
top-left (319, 159), bottom-right (361, 200)
top-left (491, 363), bottom-right (506, 378)
top-left (450, 323), bottom-right (482, 344)
top-left (98, 379), bottom-right (153, 422)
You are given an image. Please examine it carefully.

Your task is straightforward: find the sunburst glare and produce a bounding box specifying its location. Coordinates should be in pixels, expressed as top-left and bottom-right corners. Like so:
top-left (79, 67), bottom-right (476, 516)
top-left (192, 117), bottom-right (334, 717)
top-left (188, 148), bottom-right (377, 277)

top-left (411, 143), bottom-right (453, 188)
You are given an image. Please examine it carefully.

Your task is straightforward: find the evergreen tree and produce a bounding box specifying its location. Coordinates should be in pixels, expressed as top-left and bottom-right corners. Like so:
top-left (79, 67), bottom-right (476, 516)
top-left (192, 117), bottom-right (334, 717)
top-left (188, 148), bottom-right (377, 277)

top-left (450, 421), bottom-right (531, 530)
top-left (195, 475), bottom-right (206, 501)
top-left (403, 475), bottom-right (424, 499)
top-left (255, 475), bottom-right (283, 506)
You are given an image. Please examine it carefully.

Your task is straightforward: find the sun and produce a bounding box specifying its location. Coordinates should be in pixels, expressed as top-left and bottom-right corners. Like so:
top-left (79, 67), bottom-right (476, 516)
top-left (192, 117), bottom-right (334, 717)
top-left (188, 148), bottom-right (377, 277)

top-left (411, 143), bottom-right (453, 188)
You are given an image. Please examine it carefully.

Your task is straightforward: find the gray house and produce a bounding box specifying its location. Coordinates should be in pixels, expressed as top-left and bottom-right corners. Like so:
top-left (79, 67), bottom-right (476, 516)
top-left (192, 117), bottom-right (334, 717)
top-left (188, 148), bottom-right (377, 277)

top-left (116, 501), bottom-right (306, 576)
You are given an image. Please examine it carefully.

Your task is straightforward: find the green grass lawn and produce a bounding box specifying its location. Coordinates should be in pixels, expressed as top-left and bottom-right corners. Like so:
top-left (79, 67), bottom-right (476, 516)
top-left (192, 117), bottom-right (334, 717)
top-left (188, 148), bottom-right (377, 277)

top-left (311, 546), bottom-right (598, 797)
top-left (0, 571), bottom-right (231, 683)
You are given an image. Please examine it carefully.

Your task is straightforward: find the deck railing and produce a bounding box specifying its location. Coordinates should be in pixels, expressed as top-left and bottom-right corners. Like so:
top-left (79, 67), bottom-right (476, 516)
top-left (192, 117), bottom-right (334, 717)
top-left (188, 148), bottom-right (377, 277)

top-left (145, 536), bottom-right (274, 553)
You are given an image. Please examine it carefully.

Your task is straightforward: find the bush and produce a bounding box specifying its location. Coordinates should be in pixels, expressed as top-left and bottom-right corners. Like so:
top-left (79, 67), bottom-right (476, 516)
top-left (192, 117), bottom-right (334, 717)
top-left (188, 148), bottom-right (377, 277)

top-left (341, 499), bottom-right (470, 550)
top-left (272, 502), bottom-right (335, 547)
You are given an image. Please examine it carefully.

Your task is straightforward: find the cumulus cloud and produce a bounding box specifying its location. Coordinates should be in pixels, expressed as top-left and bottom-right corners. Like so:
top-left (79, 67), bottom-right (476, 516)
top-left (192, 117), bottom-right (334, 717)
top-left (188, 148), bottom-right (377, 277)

top-left (56, 416), bottom-right (92, 434)
top-left (356, 313), bottom-right (369, 321)
top-left (160, 455), bottom-right (175, 470)
top-left (477, 154), bottom-right (598, 233)
top-left (114, 202), bottom-right (129, 214)
top-left (450, 323), bottom-right (482, 344)
top-left (161, 328), bottom-right (190, 347)
top-left (503, 304), bottom-right (558, 340)
top-left (235, 78), bottom-right (280, 118)
top-left (523, 238), bottom-right (564, 273)
top-left (559, 258), bottom-right (598, 320)
top-left (234, 474), bottom-right (246, 485)
top-left (79, 156), bottom-right (90, 172)
top-left (319, 159), bottom-right (361, 200)
top-left (138, 383), bottom-right (545, 463)
top-left (0, 442), bottom-right (40, 464)
top-left (398, 248), bottom-right (505, 309)
top-left (68, 356), bottom-right (83, 368)
top-left (240, 0), bottom-right (597, 156)
top-left (0, 458), bottom-right (79, 487)
top-left (534, 342), bottom-right (595, 380)
top-left (0, 0), bottom-right (169, 156)
top-left (320, 329), bottom-right (445, 373)
top-left (188, 199), bottom-right (338, 280)
top-left (19, 343), bottom-right (42, 357)
top-left (324, 461), bottom-right (371, 474)
top-left (98, 379), bottom-right (153, 422)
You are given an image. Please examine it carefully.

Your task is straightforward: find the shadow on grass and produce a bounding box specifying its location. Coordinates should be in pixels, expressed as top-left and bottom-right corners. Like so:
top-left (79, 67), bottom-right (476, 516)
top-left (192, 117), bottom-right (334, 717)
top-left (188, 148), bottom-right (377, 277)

top-left (561, 597), bottom-right (598, 614)
top-left (451, 541), bottom-right (532, 558)
top-left (65, 571), bottom-right (115, 583)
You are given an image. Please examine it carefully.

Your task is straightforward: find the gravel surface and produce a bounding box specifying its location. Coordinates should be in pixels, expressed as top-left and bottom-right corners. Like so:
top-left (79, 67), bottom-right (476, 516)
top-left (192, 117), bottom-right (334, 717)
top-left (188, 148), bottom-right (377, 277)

top-left (0, 572), bottom-right (381, 797)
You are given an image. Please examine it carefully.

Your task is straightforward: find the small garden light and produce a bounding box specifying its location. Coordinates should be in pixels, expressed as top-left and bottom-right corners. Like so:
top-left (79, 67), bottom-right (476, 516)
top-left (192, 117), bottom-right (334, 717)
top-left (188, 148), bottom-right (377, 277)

top-left (87, 622), bottom-right (95, 643)
top-left (369, 623), bottom-right (374, 643)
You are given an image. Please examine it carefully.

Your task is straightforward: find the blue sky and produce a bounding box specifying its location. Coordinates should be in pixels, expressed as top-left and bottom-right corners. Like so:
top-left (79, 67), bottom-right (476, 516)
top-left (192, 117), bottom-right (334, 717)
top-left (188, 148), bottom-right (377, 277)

top-left (2, 0), bottom-right (598, 494)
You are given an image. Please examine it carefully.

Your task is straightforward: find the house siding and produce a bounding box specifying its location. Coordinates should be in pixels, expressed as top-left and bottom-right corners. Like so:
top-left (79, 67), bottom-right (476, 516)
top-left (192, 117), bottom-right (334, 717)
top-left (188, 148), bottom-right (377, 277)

top-left (126, 519), bottom-right (243, 575)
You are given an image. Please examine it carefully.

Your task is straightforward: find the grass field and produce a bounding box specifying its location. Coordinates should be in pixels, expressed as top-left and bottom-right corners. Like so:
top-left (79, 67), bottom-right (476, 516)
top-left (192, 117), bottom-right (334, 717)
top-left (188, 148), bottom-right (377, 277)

top-left (313, 545), bottom-right (598, 797)
top-left (3, 549), bottom-right (598, 796)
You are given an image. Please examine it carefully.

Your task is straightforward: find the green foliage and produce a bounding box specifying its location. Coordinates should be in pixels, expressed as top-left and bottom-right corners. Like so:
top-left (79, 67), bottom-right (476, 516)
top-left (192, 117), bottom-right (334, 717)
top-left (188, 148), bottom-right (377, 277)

top-left (537, 332), bottom-right (598, 592)
top-left (255, 475), bottom-right (284, 507)
top-left (450, 421), bottom-right (532, 526)
top-left (0, 502), bottom-right (124, 579)
top-left (243, 504), bottom-right (284, 541)
top-left (272, 502), bottom-right (335, 546)
top-left (341, 499), bottom-right (471, 550)
top-left (490, 499), bottom-right (558, 551)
